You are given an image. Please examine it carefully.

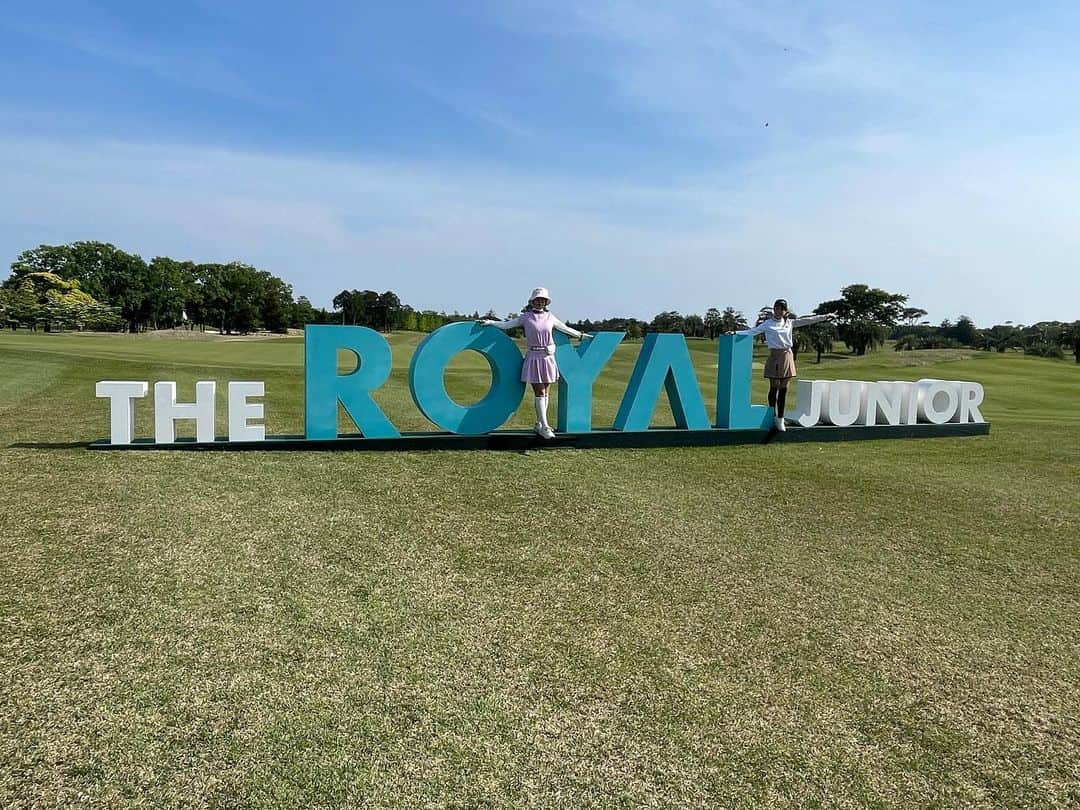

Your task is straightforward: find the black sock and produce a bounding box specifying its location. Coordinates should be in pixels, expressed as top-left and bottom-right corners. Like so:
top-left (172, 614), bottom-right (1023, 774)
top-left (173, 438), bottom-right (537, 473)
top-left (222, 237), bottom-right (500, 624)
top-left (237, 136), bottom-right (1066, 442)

top-left (777, 388), bottom-right (787, 416)
top-left (768, 388), bottom-right (777, 408)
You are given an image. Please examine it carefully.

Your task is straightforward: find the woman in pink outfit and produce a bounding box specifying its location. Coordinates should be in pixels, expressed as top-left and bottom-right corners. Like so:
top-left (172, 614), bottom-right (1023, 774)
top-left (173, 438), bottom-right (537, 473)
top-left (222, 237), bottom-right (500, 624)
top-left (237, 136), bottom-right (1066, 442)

top-left (481, 287), bottom-right (591, 439)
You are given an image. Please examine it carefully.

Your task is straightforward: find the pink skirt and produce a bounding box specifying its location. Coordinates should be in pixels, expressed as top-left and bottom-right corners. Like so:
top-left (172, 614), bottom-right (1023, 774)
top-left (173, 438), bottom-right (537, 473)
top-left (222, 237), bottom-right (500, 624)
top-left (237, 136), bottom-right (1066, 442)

top-left (522, 351), bottom-right (559, 383)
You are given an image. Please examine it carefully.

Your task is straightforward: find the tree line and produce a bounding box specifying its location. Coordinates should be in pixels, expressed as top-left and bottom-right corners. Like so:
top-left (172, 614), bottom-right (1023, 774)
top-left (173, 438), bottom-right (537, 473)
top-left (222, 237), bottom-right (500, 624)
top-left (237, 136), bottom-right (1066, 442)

top-left (567, 283), bottom-right (1078, 364)
top-left (0, 242), bottom-right (473, 335)
top-left (2, 243), bottom-right (1076, 362)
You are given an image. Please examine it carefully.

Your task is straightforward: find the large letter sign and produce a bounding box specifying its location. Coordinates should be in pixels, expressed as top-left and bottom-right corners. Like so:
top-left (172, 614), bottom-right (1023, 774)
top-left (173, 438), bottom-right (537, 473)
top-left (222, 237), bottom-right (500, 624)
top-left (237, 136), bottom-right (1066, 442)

top-left (94, 324), bottom-right (989, 448)
top-left (788, 379), bottom-right (985, 427)
top-left (305, 325), bottom-right (399, 439)
top-left (408, 322), bottom-right (525, 435)
top-left (554, 331), bottom-right (624, 433)
top-left (155, 381), bottom-right (216, 443)
top-left (613, 333), bottom-right (711, 431)
top-left (95, 381), bottom-right (149, 445)
top-left (715, 334), bottom-right (772, 430)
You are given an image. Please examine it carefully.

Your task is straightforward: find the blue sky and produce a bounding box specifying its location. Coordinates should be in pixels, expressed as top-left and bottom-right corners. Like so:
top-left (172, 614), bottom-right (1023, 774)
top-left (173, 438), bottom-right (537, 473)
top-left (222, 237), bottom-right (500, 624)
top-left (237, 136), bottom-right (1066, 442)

top-left (2, 0), bottom-right (1078, 324)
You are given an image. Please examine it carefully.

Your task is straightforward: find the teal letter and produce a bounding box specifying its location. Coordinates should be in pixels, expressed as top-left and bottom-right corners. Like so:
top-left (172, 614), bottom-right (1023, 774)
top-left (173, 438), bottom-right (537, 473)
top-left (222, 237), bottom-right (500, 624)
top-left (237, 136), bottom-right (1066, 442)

top-left (613, 333), bottom-right (710, 431)
top-left (715, 334), bottom-right (772, 430)
top-left (409, 322), bottom-right (525, 435)
top-left (304, 325), bottom-right (399, 439)
top-left (554, 331), bottom-right (623, 433)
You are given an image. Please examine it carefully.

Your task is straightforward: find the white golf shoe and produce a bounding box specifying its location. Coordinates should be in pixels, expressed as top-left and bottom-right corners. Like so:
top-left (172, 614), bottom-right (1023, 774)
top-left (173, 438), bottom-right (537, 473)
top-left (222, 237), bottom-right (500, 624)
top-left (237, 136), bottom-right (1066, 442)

top-left (534, 422), bottom-right (556, 439)
top-left (774, 416), bottom-right (787, 432)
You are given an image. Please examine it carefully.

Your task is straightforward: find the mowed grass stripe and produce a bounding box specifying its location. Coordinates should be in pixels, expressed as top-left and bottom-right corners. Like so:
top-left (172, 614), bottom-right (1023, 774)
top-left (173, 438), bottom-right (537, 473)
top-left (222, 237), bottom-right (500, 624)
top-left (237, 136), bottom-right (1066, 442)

top-left (0, 331), bottom-right (1078, 807)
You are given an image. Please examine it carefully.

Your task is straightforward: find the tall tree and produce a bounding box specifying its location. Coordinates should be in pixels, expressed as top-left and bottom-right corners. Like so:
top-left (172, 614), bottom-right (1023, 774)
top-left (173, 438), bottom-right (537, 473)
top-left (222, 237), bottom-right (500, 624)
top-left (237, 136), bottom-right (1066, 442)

top-left (292, 296), bottom-right (318, 328)
top-left (377, 290), bottom-right (402, 332)
top-left (795, 321), bottom-right (837, 363)
top-left (1, 272), bottom-right (119, 331)
top-left (332, 290), bottom-right (361, 325)
top-left (1057, 321), bottom-right (1080, 363)
top-left (3, 280), bottom-right (43, 328)
top-left (719, 306), bottom-right (748, 333)
top-left (9, 242), bottom-right (151, 332)
top-left (683, 313), bottom-right (705, 338)
top-left (258, 271), bottom-right (295, 333)
top-left (147, 257), bottom-right (198, 329)
top-left (974, 324), bottom-right (1021, 353)
top-left (815, 284), bottom-right (909, 355)
top-left (901, 307), bottom-right (929, 326)
top-left (945, 315), bottom-right (978, 346)
top-left (703, 307), bottom-right (722, 339)
top-left (190, 263), bottom-right (267, 334)
top-left (649, 311), bottom-right (685, 333)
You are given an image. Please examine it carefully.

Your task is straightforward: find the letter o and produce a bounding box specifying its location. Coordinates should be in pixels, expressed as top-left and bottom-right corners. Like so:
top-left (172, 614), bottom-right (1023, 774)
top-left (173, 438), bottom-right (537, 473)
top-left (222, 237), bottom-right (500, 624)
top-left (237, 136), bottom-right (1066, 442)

top-left (409, 322), bottom-right (525, 435)
top-left (919, 380), bottom-right (960, 424)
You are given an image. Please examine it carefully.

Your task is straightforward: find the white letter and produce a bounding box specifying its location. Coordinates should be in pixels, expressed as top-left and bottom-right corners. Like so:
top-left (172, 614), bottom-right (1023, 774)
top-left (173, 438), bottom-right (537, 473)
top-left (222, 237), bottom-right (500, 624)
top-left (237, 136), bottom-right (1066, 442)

top-left (957, 382), bottom-right (985, 423)
top-left (865, 382), bottom-right (905, 426)
top-left (788, 380), bottom-right (828, 427)
top-left (95, 381), bottom-right (148, 445)
top-left (917, 379), bottom-right (959, 424)
top-left (154, 381), bottom-right (217, 444)
top-left (825, 380), bottom-right (866, 427)
top-left (228, 381), bottom-right (265, 442)
top-left (902, 384), bottom-right (920, 427)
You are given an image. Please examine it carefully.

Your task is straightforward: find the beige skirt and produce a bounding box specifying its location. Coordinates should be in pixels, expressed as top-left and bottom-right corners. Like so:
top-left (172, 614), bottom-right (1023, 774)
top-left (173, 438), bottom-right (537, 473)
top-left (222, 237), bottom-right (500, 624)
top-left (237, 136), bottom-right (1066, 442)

top-left (765, 348), bottom-right (797, 380)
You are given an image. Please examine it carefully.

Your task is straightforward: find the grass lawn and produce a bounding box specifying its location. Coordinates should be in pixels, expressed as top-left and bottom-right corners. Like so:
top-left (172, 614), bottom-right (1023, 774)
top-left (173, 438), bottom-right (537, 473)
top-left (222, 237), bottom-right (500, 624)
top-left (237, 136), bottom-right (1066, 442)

top-left (1, 330), bottom-right (1077, 808)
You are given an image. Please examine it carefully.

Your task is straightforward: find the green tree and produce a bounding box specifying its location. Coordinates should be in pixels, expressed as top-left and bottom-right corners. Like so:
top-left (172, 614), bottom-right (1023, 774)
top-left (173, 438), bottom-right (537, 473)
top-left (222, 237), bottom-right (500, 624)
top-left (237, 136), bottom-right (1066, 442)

top-left (815, 284), bottom-right (909, 355)
top-left (901, 307), bottom-right (929, 326)
top-left (795, 321), bottom-right (837, 363)
top-left (2, 272), bottom-right (118, 331)
top-left (719, 306), bottom-right (748, 333)
top-left (258, 272), bottom-right (295, 333)
top-left (1019, 321), bottom-right (1064, 358)
top-left (943, 315), bottom-right (978, 346)
top-left (649, 311), bottom-right (685, 333)
top-left (703, 308), bottom-right (722, 339)
top-left (683, 313), bottom-right (704, 338)
top-left (377, 290), bottom-right (402, 332)
top-left (9, 242), bottom-right (151, 332)
top-left (974, 324), bottom-right (1021, 353)
top-left (147, 258), bottom-right (198, 329)
top-left (190, 263), bottom-right (267, 334)
top-left (292, 296), bottom-right (318, 328)
top-left (398, 306), bottom-right (419, 332)
top-left (4, 281), bottom-right (42, 328)
top-left (1060, 321), bottom-right (1080, 363)
top-left (333, 289), bottom-right (382, 327)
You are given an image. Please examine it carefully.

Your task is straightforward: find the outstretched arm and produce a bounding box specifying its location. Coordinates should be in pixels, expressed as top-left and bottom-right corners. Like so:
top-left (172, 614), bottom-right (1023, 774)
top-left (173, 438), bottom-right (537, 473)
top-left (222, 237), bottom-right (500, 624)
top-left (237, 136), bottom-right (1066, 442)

top-left (793, 313), bottom-right (835, 328)
top-left (480, 315), bottom-right (523, 330)
top-left (551, 316), bottom-right (588, 339)
top-left (734, 320), bottom-right (770, 336)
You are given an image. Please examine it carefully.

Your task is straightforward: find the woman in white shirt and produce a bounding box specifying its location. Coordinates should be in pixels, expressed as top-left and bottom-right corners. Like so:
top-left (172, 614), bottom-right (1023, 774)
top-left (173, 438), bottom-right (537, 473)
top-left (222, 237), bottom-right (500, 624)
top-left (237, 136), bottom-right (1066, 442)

top-left (729, 299), bottom-right (835, 432)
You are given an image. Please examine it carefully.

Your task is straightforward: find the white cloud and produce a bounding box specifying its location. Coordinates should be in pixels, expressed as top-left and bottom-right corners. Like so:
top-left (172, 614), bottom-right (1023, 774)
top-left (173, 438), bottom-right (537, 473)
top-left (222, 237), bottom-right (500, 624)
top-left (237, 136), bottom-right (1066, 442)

top-left (2, 132), bottom-right (1078, 325)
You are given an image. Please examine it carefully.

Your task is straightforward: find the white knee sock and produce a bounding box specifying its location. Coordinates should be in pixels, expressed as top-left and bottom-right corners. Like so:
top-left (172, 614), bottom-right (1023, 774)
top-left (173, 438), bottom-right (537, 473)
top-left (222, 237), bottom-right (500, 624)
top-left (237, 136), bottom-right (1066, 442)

top-left (534, 395), bottom-right (550, 428)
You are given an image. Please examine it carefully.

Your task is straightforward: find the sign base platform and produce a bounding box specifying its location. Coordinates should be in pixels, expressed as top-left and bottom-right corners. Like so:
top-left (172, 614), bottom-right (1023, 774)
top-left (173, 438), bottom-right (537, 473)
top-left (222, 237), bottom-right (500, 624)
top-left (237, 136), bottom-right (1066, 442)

top-left (88, 422), bottom-right (990, 452)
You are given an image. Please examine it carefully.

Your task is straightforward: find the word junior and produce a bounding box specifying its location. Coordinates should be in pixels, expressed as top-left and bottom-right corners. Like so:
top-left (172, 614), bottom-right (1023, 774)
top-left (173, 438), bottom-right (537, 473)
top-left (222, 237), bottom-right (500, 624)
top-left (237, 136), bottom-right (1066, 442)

top-left (789, 378), bottom-right (985, 427)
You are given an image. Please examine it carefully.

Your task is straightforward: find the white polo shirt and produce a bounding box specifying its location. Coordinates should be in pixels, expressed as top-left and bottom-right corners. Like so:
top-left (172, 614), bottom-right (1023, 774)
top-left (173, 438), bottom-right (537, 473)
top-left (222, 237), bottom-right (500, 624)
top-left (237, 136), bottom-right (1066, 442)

top-left (736, 315), bottom-right (832, 349)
